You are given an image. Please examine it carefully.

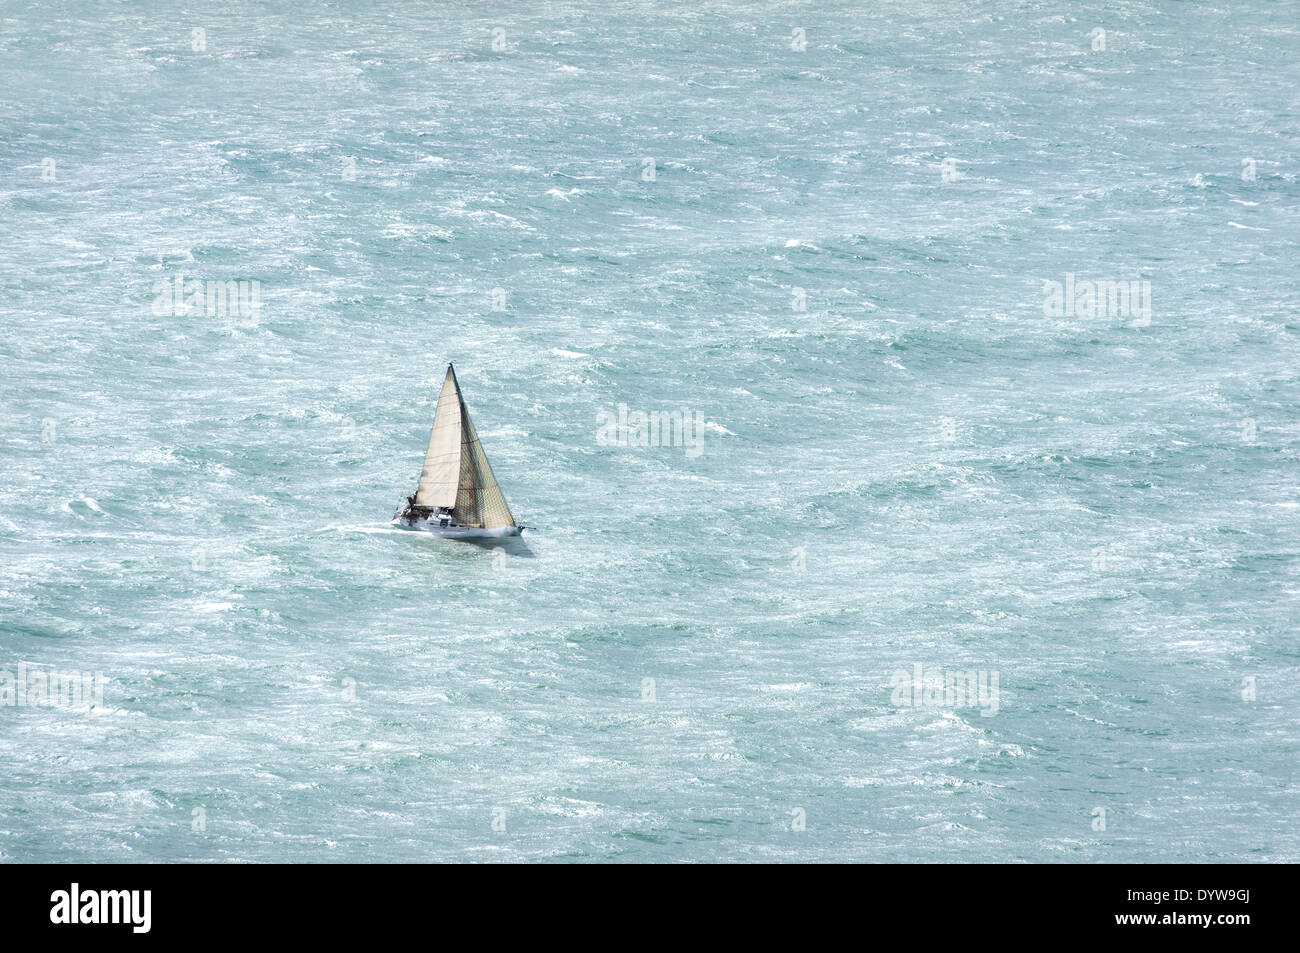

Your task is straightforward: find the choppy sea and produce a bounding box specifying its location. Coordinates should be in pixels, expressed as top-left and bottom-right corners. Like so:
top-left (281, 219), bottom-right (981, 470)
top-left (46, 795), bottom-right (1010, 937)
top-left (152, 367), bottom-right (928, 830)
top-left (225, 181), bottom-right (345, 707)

top-left (2, 1), bottom-right (1298, 862)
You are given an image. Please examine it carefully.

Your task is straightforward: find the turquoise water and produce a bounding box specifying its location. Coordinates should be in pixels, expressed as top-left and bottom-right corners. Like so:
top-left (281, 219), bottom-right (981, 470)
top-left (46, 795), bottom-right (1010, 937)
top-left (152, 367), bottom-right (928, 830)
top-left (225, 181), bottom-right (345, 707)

top-left (2, 1), bottom-right (1298, 862)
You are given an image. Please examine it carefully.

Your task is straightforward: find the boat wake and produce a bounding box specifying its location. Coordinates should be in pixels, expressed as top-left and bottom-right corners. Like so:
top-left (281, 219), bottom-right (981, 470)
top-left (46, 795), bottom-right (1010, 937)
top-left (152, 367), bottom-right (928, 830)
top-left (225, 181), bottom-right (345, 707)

top-left (318, 523), bottom-right (410, 535)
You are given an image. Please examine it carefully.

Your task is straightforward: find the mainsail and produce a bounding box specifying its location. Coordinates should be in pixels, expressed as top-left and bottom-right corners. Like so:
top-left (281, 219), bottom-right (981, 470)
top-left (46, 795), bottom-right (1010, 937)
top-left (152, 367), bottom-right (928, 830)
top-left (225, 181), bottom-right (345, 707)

top-left (414, 364), bottom-right (516, 529)
top-left (414, 366), bottom-right (462, 510)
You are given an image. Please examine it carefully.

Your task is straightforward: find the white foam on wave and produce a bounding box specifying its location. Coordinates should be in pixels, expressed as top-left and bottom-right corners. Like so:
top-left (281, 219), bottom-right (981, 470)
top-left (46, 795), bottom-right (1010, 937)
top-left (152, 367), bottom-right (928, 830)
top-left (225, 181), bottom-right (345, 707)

top-left (194, 602), bottom-right (235, 613)
top-left (320, 523), bottom-right (408, 535)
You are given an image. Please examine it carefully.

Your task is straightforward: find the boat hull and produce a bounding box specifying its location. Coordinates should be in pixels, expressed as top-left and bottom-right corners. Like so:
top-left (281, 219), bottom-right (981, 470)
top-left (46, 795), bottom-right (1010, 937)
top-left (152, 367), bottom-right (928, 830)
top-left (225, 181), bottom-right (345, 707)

top-left (393, 518), bottom-right (522, 539)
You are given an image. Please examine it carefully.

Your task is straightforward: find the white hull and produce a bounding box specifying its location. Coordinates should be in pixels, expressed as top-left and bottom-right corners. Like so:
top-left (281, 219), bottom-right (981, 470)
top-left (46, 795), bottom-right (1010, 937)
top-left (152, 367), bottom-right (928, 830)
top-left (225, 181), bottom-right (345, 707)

top-left (393, 518), bottom-right (522, 539)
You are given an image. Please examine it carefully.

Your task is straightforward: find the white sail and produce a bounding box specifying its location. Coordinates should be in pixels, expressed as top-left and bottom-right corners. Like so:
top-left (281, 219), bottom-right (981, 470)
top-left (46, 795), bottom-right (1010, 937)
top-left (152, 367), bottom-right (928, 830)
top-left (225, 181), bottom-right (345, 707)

top-left (454, 401), bottom-right (516, 529)
top-left (414, 366), bottom-right (463, 509)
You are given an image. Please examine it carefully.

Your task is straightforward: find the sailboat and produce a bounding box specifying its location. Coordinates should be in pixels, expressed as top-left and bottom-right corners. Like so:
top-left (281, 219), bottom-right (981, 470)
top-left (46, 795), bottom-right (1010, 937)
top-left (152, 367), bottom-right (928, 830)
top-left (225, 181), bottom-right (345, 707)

top-left (393, 363), bottom-right (524, 538)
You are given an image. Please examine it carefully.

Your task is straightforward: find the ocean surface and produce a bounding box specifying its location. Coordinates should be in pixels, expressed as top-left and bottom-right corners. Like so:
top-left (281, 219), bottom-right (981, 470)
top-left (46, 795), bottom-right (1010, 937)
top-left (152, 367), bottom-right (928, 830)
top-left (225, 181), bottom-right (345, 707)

top-left (2, 1), bottom-right (1298, 863)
